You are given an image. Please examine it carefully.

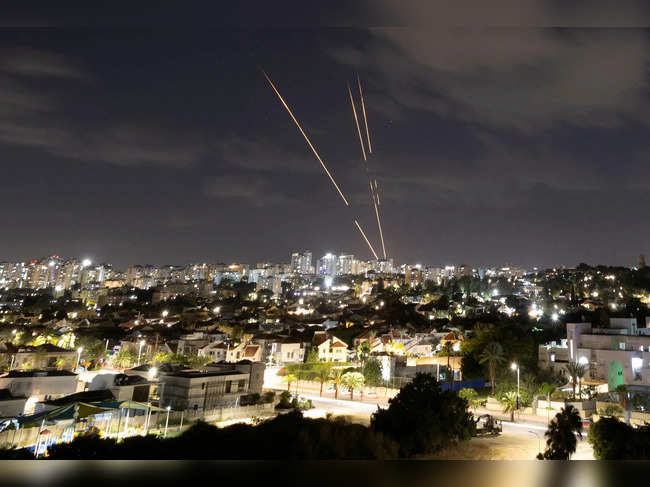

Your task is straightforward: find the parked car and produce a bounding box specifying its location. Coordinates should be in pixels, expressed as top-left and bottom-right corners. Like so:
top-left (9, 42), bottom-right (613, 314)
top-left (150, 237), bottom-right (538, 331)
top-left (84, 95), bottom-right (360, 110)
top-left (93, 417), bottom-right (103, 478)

top-left (581, 417), bottom-right (593, 429)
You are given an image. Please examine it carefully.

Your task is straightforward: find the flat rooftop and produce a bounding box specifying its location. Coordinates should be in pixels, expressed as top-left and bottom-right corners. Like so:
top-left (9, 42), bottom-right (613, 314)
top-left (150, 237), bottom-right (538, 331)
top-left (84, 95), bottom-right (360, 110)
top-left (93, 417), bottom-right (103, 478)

top-left (163, 370), bottom-right (247, 379)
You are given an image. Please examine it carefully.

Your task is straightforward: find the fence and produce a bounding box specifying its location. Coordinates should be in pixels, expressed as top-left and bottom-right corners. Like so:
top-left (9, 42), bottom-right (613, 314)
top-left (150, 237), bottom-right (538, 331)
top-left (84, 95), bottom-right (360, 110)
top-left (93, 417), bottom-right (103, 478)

top-left (0, 402), bottom-right (276, 451)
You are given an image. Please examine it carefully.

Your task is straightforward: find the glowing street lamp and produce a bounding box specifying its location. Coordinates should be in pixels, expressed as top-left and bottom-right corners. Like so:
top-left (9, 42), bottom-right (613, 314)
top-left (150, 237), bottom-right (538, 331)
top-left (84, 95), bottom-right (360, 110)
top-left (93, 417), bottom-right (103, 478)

top-left (75, 347), bottom-right (83, 370)
top-left (161, 310), bottom-right (169, 318)
top-left (164, 406), bottom-right (171, 437)
top-left (511, 362), bottom-right (520, 414)
top-left (138, 340), bottom-right (146, 365)
top-left (148, 366), bottom-right (158, 381)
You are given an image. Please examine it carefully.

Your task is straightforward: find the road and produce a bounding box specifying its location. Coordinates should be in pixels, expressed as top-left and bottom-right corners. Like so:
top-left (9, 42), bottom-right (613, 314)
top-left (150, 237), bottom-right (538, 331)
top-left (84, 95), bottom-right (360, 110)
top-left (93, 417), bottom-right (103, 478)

top-left (279, 390), bottom-right (595, 460)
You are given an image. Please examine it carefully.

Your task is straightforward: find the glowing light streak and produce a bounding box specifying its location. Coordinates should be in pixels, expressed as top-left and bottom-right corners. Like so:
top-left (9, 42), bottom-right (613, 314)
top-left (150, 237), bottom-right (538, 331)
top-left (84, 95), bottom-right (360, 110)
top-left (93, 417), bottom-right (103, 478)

top-left (370, 181), bottom-right (387, 258)
top-left (347, 83), bottom-right (367, 162)
top-left (262, 69), bottom-right (349, 206)
top-left (354, 219), bottom-right (378, 259)
top-left (357, 75), bottom-right (372, 153)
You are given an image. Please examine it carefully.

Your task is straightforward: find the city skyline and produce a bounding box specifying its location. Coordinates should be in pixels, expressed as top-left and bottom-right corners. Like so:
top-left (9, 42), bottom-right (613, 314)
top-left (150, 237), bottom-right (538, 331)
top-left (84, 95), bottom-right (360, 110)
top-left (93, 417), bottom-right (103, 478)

top-left (3, 4), bottom-right (650, 269)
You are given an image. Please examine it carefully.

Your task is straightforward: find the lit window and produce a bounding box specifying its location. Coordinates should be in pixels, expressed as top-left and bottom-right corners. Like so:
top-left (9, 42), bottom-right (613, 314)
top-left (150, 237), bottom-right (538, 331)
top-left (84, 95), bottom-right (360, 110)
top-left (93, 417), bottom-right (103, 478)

top-left (619, 342), bottom-right (626, 350)
top-left (550, 354), bottom-right (555, 362)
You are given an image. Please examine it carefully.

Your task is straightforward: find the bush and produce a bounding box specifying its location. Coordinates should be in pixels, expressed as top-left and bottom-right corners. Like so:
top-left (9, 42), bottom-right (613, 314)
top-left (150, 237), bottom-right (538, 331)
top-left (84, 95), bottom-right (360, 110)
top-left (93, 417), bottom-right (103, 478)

top-left (275, 390), bottom-right (293, 410)
top-left (371, 373), bottom-right (475, 457)
top-left (598, 404), bottom-right (623, 417)
top-left (262, 391), bottom-right (276, 403)
top-left (44, 413), bottom-right (399, 460)
top-left (588, 417), bottom-right (650, 459)
top-left (240, 393), bottom-right (261, 406)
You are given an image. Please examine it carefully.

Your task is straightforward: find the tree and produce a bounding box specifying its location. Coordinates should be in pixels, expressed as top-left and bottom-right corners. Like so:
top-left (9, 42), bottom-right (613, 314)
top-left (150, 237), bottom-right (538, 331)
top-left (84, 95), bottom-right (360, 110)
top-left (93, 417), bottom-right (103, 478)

top-left (304, 348), bottom-right (319, 364)
top-left (330, 368), bottom-right (344, 400)
top-left (313, 363), bottom-right (332, 396)
top-left (615, 385), bottom-right (629, 422)
top-left (341, 372), bottom-right (365, 400)
top-left (458, 388), bottom-right (480, 412)
top-left (356, 342), bottom-right (371, 365)
top-left (114, 349), bottom-right (137, 368)
top-left (588, 417), bottom-right (650, 459)
top-left (187, 354), bottom-right (212, 369)
top-left (440, 341), bottom-right (454, 383)
top-left (564, 362), bottom-right (586, 400)
top-left (284, 373), bottom-right (297, 392)
top-left (371, 373), bottom-right (475, 457)
top-left (361, 357), bottom-right (383, 387)
top-left (500, 391), bottom-right (518, 422)
top-left (479, 342), bottom-right (505, 395)
top-left (537, 405), bottom-right (582, 460)
top-left (76, 336), bottom-right (107, 369)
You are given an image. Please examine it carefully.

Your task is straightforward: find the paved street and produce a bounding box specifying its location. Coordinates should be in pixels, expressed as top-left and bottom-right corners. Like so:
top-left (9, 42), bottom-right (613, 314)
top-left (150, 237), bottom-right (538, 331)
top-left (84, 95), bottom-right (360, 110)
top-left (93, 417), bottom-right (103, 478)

top-left (279, 389), bottom-right (595, 460)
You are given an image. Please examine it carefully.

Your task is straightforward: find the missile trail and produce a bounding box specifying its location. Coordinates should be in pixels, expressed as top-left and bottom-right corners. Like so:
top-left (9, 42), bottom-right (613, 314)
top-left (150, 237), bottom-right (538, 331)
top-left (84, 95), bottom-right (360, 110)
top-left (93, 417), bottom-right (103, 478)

top-left (262, 69), bottom-right (378, 259)
top-left (375, 179), bottom-right (381, 206)
top-left (370, 181), bottom-right (387, 259)
top-left (347, 84), bottom-right (367, 162)
top-left (262, 69), bottom-right (349, 206)
top-left (355, 219), bottom-right (379, 259)
top-left (357, 75), bottom-right (372, 154)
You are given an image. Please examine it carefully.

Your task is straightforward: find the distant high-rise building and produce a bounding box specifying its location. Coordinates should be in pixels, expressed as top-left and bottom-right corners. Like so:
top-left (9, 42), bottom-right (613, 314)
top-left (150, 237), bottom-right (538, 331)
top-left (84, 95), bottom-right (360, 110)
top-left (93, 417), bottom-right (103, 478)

top-left (639, 254), bottom-right (646, 269)
top-left (317, 253), bottom-right (337, 276)
top-left (337, 254), bottom-right (357, 275)
top-left (371, 258), bottom-right (394, 274)
top-left (257, 276), bottom-right (282, 296)
top-left (405, 266), bottom-right (423, 287)
top-left (290, 251), bottom-right (312, 275)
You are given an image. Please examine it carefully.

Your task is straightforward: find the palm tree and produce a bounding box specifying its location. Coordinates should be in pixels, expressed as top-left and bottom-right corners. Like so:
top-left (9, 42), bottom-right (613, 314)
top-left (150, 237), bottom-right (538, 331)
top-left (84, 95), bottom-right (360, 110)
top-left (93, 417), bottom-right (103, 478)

top-left (479, 342), bottom-right (505, 395)
top-left (314, 363), bottom-right (332, 396)
top-left (439, 341), bottom-right (454, 383)
top-left (330, 368), bottom-right (344, 399)
top-left (284, 373), bottom-right (297, 392)
top-left (341, 372), bottom-right (365, 400)
top-left (538, 405), bottom-right (582, 459)
top-left (564, 362), bottom-right (586, 400)
top-left (500, 391), bottom-right (518, 422)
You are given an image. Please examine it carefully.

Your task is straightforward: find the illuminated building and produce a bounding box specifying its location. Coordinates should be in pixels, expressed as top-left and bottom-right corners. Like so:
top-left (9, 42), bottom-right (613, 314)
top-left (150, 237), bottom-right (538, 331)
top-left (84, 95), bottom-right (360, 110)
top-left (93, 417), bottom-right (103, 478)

top-left (290, 251), bottom-right (312, 275)
top-left (317, 253), bottom-right (337, 276)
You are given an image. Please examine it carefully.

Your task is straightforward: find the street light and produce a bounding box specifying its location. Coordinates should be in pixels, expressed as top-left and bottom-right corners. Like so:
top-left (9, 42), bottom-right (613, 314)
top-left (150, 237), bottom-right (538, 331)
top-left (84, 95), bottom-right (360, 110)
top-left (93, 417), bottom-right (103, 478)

top-left (511, 362), bottom-right (520, 414)
top-left (138, 340), bottom-right (146, 365)
top-left (161, 310), bottom-right (169, 318)
top-left (75, 347), bottom-right (83, 370)
top-left (164, 406), bottom-right (171, 438)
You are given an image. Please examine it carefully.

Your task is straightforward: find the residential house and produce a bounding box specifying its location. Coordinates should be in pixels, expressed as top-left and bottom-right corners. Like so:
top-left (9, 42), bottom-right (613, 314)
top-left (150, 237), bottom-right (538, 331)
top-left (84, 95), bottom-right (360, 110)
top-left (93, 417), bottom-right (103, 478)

top-left (0, 370), bottom-right (78, 414)
top-left (539, 319), bottom-right (650, 392)
top-left (158, 361), bottom-right (265, 411)
top-left (313, 332), bottom-right (348, 362)
top-left (1, 344), bottom-right (77, 371)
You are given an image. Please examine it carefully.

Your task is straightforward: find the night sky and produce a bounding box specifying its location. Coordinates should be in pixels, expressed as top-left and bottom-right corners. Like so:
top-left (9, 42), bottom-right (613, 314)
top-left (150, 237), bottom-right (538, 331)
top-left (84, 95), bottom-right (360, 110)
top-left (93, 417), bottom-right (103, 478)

top-left (3, 2), bottom-right (650, 269)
